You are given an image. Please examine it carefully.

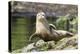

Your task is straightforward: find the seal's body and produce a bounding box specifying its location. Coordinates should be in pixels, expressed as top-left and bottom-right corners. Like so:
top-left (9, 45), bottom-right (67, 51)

top-left (35, 12), bottom-right (52, 41)
top-left (50, 29), bottom-right (73, 41)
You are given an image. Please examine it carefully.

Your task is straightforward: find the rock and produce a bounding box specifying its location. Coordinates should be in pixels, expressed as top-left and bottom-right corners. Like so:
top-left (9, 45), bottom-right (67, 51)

top-left (47, 41), bottom-right (55, 49)
top-left (35, 40), bottom-right (48, 51)
top-left (11, 1), bottom-right (77, 17)
top-left (35, 40), bottom-right (46, 48)
top-left (54, 34), bottom-right (78, 50)
top-left (21, 43), bottom-right (37, 52)
top-left (12, 35), bottom-right (78, 53)
top-left (35, 40), bottom-right (56, 51)
top-left (63, 45), bottom-right (77, 50)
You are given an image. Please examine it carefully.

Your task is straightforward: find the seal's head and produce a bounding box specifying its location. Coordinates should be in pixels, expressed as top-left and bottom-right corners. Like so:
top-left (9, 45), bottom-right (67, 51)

top-left (36, 12), bottom-right (46, 21)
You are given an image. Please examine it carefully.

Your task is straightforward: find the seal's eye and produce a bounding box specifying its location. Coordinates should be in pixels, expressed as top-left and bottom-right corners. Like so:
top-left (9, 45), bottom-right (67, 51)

top-left (37, 14), bottom-right (40, 17)
top-left (41, 14), bottom-right (45, 17)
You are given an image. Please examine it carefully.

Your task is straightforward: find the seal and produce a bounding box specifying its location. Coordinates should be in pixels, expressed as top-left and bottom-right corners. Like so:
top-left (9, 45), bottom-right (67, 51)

top-left (29, 12), bottom-right (73, 42)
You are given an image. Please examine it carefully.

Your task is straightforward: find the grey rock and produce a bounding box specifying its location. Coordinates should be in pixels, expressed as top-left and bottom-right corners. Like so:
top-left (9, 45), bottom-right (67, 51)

top-left (12, 35), bottom-right (78, 53)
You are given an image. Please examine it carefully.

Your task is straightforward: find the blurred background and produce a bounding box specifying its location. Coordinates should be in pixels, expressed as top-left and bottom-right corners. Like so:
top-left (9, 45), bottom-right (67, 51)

top-left (9, 1), bottom-right (78, 52)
